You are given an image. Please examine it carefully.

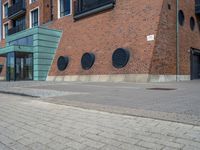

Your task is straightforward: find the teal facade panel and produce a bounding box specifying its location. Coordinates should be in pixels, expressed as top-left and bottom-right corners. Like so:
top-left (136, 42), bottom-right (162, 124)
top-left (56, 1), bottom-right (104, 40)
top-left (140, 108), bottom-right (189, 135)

top-left (0, 27), bottom-right (62, 81)
top-left (33, 27), bottom-right (62, 81)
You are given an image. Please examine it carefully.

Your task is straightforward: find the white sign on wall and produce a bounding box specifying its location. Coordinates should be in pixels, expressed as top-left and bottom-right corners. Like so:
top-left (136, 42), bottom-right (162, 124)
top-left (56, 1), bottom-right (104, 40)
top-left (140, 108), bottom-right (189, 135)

top-left (147, 34), bottom-right (155, 42)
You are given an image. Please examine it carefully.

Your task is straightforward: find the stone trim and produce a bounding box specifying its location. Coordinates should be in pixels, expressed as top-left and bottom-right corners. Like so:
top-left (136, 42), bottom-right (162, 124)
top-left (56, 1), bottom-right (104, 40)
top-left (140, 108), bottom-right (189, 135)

top-left (0, 76), bottom-right (6, 80)
top-left (47, 74), bottom-right (190, 83)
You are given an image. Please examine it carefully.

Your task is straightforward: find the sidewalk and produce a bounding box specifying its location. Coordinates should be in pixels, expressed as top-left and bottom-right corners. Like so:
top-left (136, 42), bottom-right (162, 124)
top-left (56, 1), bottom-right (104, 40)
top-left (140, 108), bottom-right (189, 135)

top-left (0, 93), bottom-right (200, 150)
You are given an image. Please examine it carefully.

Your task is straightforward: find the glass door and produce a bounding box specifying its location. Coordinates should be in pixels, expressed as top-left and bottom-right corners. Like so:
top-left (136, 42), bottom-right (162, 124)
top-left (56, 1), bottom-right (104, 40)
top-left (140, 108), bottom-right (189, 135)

top-left (15, 52), bottom-right (33, 81)
top-left (6, 52), bottom-right (33, 81)
top-left (191, 52), bottom-right (200, 80)
top-left (6, 52), bottom-right (15, 81)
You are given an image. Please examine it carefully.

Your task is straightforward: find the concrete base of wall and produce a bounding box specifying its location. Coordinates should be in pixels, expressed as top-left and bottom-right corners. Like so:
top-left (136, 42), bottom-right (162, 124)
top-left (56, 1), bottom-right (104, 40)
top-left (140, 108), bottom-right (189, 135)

top-left (46, 74), bottom-right (191, 83)
top-left (149, 75), bottom-right (190, 82)
top-left (0, 76), bottom-right (5, 81)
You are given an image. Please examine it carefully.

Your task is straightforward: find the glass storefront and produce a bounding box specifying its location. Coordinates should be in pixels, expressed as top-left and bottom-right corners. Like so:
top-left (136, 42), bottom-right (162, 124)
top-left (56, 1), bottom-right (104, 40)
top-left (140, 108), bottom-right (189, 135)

top-left (6, 52), bottom-right (33, 81)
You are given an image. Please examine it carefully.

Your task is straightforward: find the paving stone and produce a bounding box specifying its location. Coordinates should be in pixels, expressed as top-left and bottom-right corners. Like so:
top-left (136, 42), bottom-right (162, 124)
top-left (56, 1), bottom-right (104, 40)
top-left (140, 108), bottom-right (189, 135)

top-left (175, 138), bottom-right (200, 148)
top-left (27, 142), bottom-right (53, 150)
top-left (182, 145), bottom-right (200, 150)
top-left (0, 93), bottom-right (199, 150)
top-left (0, 134), bottom-right (16, 147)
top-left (119, 143), bottom-right (149, 150)
top-left (46, 141), bottom-right (68, 150)
top-left (83, 133), bottom-right (123, 147)
top-left (17, 137), bottom-right (38, 146)
top-left (51, 136), bottom-right (71, 144)
top-left (99, 145), bottom-right (121, 150)
top-left (0, 142), bottom-right (13, 150)
top-left (10, 142), bottom-right (31, 150)
top-left (136, 141), bottom-right (164, 149)
top-left (82, 138), bottom-right (105, 149)
top-left (162, 147), bottom-right (180, 150)
top-left (64, 140), bottom-right (86, 149)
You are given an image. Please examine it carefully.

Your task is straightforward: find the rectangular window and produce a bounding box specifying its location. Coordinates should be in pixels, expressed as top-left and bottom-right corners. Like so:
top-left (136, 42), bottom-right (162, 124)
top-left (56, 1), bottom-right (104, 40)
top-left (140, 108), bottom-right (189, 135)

top-left (59, 0), bottom-right (71, 18)
top-left (13, 16), bottom-right (26, 27)
top-left (9, 36), bottom-right (33, 46)
top-left (3, 23), bottom-right (9, 39)
top-left (3, 2), bottom-right (9, 18)
top-left (12, 0), bottom-right (19, 4)
top-left (74, 0), bottom-right (115, 20)
top-left (30, 8), bottom-right (39, 28)
top-left (30, 0), bottom-right (37, 4)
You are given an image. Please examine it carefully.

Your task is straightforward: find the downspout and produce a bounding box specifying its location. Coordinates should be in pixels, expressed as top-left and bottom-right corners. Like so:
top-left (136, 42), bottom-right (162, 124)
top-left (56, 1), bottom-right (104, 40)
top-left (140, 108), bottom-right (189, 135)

top-left (50, 0), bottom-right (53, 21)
top-left (176, 0), bottom-right (180, 81)
top-left (0, 0), bottom-right (2, 41)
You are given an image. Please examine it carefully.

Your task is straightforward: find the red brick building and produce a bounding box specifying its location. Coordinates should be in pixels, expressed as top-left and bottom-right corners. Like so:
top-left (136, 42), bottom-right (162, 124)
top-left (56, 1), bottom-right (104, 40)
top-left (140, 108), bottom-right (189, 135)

top-left (0, 0), bottom-right (200, 82)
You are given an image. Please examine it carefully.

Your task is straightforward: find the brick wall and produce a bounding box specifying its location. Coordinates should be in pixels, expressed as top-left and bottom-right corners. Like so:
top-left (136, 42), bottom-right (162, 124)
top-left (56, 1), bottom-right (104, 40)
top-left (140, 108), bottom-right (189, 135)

top-left (150, 0), bottom-right (200, 76)
top-left (179, 0), bottom-right (200, 75)
top-left (1, 0), bottom-right (52, 38)
top-left (150, 0), bottom-right (177, 75)
top-left (48, 0), bottom-right (164, 76)
top-left (1, 0), bottom-right (200, 80)
top-left (27, 0), bottom-right (52, 27)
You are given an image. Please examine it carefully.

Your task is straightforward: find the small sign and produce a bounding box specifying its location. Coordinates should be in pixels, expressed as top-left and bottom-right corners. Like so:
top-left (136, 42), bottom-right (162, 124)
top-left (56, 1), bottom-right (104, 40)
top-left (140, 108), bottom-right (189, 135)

top-left (147, 34), bottom-right (155, 42)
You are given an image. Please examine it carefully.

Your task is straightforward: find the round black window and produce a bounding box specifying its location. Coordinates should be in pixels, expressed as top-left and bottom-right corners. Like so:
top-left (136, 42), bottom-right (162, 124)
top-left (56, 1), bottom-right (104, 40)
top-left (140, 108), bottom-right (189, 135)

top-left (112, 48), bottom-right (130, 68)
top-left (81, 52), bottom-right (95, 70)
top-left (190, 17), bottom-right (195, 31)
top-left (178, 10), bottom-right (185, 26)
top-left (57, 56), bottom-right (69, 71)
top-left (168, 4), bottom-right (171, 10)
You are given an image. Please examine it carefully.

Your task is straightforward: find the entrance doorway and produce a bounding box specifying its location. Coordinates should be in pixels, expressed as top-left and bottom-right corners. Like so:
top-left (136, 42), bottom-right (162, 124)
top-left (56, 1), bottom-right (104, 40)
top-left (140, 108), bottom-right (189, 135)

top-left (6, 52), bottom-right (33, 81)
top-left (191, 49), bottom-right (200, 80)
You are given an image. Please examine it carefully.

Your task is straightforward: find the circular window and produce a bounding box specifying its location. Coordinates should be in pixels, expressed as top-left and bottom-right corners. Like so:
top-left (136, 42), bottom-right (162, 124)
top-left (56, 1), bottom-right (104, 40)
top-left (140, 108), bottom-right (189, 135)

top-left (190, 17), bottom-right (195, 31)
top-left (57, 56), bottom-right (69, 71)
top-left (168, 4), bottom-right (171, 10)
top-left (81, 52), bottom-right (95, 70)
top-left (112, 48), bottom-right (130, 68)
top-left (178, 10), bottom-right (185, 26)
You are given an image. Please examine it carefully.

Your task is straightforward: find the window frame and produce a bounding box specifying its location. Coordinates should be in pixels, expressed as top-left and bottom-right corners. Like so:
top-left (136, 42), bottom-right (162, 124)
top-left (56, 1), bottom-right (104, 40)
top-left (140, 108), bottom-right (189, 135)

top-left (3, 22), bottom-right (9, 39)
top-left (74, 0), bottom-right (116, 20)
top-left (57, 0), bottom-right (72, 18)
top-left (29, 7), bottom-right (40, 28)
top-left (3, 1), bottom-right (9, 19)
top-left (29, 0), bottom-right (37, 4)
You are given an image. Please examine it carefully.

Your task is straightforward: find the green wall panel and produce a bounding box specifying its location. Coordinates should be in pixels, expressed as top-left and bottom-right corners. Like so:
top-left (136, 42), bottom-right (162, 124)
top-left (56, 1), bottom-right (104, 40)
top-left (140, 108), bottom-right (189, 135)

top-left (1, 26), bottom-right (62, 81)
top-left (34, 53), bottom-right (54, 59)
top-left (34, 40), bottom-right (58, 48)
top-left (33, 47), bottom-right (56, 53)
top-left (34, 34), bottom-right (61, 43)
top-left (33, 27), bottom-right (62, 81)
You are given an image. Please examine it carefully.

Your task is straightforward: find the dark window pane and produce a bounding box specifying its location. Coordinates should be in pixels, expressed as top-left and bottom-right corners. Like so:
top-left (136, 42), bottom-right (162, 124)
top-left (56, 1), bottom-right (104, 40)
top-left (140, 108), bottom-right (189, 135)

top-left (179, 10), bottom-right (185, 26)
top-left (31, 9), bottom-right (39, 27)
top-left (60, 0), bottom-right (71, 17)
top-left (4, 3), bottom-right (8, 18)
top-left (9, 36), bottom-right (33, 46)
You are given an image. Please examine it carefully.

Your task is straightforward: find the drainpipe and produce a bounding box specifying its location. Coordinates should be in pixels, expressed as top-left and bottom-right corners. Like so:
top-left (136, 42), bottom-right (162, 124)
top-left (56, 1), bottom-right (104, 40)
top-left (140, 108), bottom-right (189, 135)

top-left (176, 0), bottom-right (180, 81)
top-left (50, 0), bottom-right (53, 21)
top-left (0, 0), bottom-right (1, 41)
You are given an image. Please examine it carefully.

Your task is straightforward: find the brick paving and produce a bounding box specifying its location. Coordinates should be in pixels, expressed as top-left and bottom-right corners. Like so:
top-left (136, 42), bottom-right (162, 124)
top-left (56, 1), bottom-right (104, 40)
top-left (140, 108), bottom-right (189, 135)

top-left (0, 93), bottom-right (200, 150)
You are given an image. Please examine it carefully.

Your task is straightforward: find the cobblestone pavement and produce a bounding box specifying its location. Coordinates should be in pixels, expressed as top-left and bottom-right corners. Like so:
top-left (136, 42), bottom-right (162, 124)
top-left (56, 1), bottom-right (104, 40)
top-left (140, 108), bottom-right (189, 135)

top-left (0, 94), bottom-right (200, 150)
